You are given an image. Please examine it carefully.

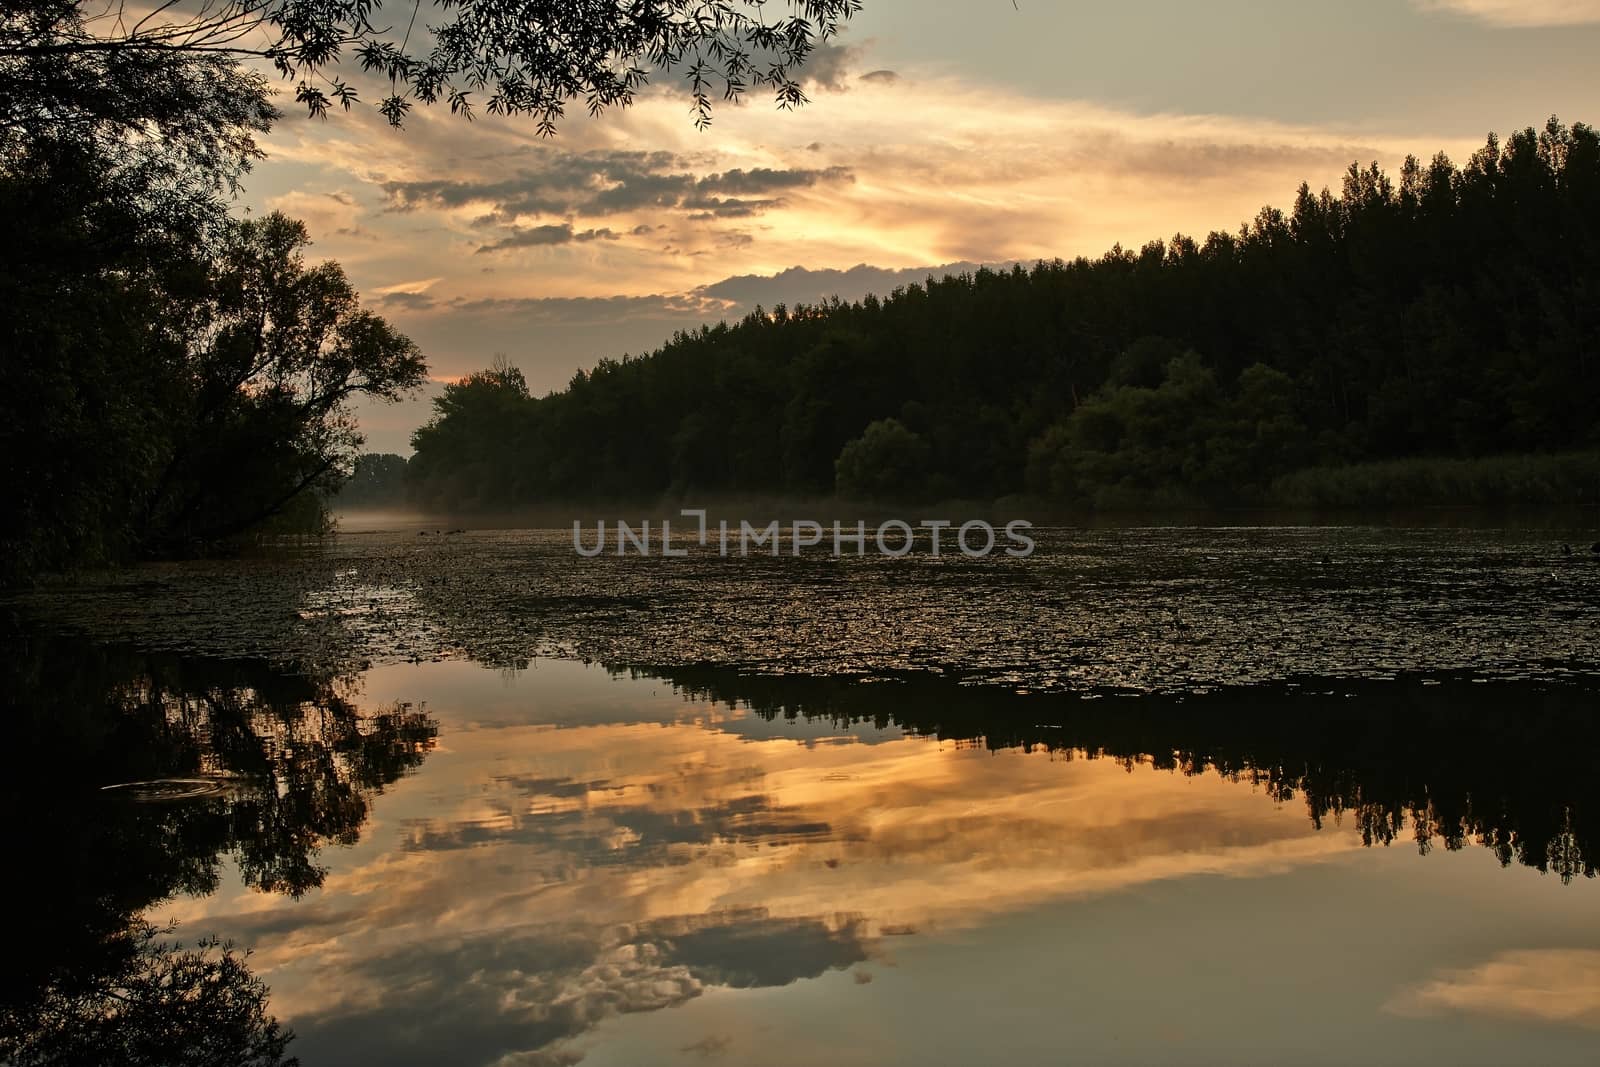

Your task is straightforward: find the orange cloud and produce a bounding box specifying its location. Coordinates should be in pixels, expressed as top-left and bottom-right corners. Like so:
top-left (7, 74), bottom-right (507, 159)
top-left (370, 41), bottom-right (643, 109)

top-left (1415, 0), bottom-right (1600, 27)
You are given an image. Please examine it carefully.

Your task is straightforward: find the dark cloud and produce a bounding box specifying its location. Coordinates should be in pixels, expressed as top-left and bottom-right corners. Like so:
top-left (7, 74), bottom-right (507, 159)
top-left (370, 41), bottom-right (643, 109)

top-left (676, 167), bottom-right (853, 221)
top-left (384, 150), bottom-right (683, 215)
top-left (400, 785), bottom-right (833, 857)
top-left (373, 290), bottom-right (438, 311)
top-left (384, 151), bottom-right (854, 235)
top-left (666, 915), bottom-right (869, 989)
top-left (859, 69), bottom-right (899, 85)
top-left (476, 223), bottom-right (578, 252)
top-left (699, 166), bottom-right (853, 195)
top-left (476, 224), bottom-right (621, 253)
top-left (685, 197), bottom-right (783, 220)
top-left (797, 39), bottom-right (862, 91)
top-left (680, 1034), bottom-right (733, 1059)
top-left (586, 170), bottom-right (695, 213)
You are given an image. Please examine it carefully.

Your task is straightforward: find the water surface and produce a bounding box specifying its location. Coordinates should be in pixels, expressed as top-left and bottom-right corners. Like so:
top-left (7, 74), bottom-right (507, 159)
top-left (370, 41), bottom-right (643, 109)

top-left (5, 523), bottom-right (1600, 1065)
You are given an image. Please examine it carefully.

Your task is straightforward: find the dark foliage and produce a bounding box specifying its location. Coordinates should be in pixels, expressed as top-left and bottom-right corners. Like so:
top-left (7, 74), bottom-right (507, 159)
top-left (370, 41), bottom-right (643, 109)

top-left (408, 119), bottom-right (1600, 511)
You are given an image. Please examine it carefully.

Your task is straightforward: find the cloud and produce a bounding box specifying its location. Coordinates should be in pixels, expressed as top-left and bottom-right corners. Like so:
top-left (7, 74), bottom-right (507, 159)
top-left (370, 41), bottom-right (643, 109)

top-left (704, 165), bottom-right (853, 195)
top-left (289, 911), bottom-right (870, 1067)
top-left (1387, 949), bottom-right (1600, 1028)
top-left (693, 261), bottom-right (1000, 309)
top-left (269, 56), bottom-right (1447, 296)
top-left (382, 150), bottom-right (683, 217)
top-left (384, 153), bottom-right (854, 227)
top-left (797, 39), bottom-right (864, 91)
top-left (490, 223), bottom-right (580, 248)
top-left (680, 1033), bottom-right (733, 1058)
top-left (858, 69), bottom-right (899, 85)
top-left (476, 224), bottom-right (621, 253)
top-left (442, 292), bottom-right (720, 324)
top-left (374, 291), bottom-right (437, 310)
top-left (1413, 0), bottom-right (1600, 26)
top-left (685, 198), bottom-right (782, 220)
top-left (263, 188), bottom-right (369, 237)
top-left (370, 276), bottom-right (444, 310)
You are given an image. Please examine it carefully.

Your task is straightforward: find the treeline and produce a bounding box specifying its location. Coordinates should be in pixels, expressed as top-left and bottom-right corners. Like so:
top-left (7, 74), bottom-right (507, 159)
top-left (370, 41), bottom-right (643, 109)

top-left (410, 118), bottom-right (1600, 511)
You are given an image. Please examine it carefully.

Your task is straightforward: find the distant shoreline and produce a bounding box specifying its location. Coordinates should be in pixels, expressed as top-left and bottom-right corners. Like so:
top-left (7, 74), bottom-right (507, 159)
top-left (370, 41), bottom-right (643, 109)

top-left (335, 451), bottom-right (1600, 532)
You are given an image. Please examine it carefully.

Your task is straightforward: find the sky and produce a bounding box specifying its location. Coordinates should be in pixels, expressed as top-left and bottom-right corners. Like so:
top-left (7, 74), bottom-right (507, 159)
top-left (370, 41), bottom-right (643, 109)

top-left (236, 0), bottom-right (1600, 453)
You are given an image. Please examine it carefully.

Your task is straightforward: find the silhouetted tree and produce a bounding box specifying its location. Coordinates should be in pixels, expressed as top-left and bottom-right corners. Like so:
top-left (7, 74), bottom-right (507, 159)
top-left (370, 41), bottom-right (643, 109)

top-left (140, 212), bottom-right (426, 552)
top-left (1, 1), bottom-right (863, 131)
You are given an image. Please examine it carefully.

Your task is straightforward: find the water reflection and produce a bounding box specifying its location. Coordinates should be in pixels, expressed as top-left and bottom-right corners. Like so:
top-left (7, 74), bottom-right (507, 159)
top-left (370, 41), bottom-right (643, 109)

top-left (644, 665), bottom-right (1600, 881)
top-left (0, 634), bottom-right (436, 1066)
top-left (7, 636), bottom-right (1600, 1065)
top-left (136, 659), bottom-right (1600, 1064)
top-left (161, 686), bottom-right (1348, 1065)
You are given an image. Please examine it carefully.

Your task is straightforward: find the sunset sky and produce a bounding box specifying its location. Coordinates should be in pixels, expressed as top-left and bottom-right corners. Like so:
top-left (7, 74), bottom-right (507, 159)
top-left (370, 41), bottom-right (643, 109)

top-left (237, 0), bottom-right (1600, 452)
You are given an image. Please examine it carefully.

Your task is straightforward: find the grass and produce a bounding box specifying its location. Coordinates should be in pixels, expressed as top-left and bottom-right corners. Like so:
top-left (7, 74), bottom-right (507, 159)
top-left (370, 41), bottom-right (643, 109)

top-left (1269, 451), bottom-right (1600, 509)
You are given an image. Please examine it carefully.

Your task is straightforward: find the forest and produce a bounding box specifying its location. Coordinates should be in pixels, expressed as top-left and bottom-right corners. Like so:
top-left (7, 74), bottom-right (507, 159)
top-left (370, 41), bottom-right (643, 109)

top-left (408, 118), bottom-right (1600, 512)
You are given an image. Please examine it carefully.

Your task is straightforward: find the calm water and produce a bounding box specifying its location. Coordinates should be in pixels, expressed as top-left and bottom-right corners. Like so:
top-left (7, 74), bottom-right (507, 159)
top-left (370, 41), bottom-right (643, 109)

top-left (6, 524), bottom-right (1600, 1065)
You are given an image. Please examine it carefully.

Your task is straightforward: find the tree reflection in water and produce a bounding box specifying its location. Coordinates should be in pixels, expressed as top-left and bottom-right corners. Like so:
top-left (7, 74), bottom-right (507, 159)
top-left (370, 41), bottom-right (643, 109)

top-left (0, 633), bottom-right (436, 1066)
top-left (630, 665), bottom-right (1600, 882)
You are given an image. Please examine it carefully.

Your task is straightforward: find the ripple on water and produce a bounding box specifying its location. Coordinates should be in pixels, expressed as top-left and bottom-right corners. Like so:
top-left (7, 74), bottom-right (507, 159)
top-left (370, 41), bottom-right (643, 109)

top-left (10, 525), bottom-right (1600, 693)
top-left (100, 776), bottom-right (252, 802)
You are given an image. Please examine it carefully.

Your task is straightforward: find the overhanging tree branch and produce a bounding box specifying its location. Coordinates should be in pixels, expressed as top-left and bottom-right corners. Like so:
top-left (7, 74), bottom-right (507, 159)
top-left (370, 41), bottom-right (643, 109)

top-left (4, 1), bottom-right (864, 132)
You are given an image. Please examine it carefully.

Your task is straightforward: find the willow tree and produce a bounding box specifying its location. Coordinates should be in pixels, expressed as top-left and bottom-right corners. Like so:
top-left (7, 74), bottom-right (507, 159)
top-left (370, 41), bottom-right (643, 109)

top-left (1, 1), bottom-right (863, 132)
